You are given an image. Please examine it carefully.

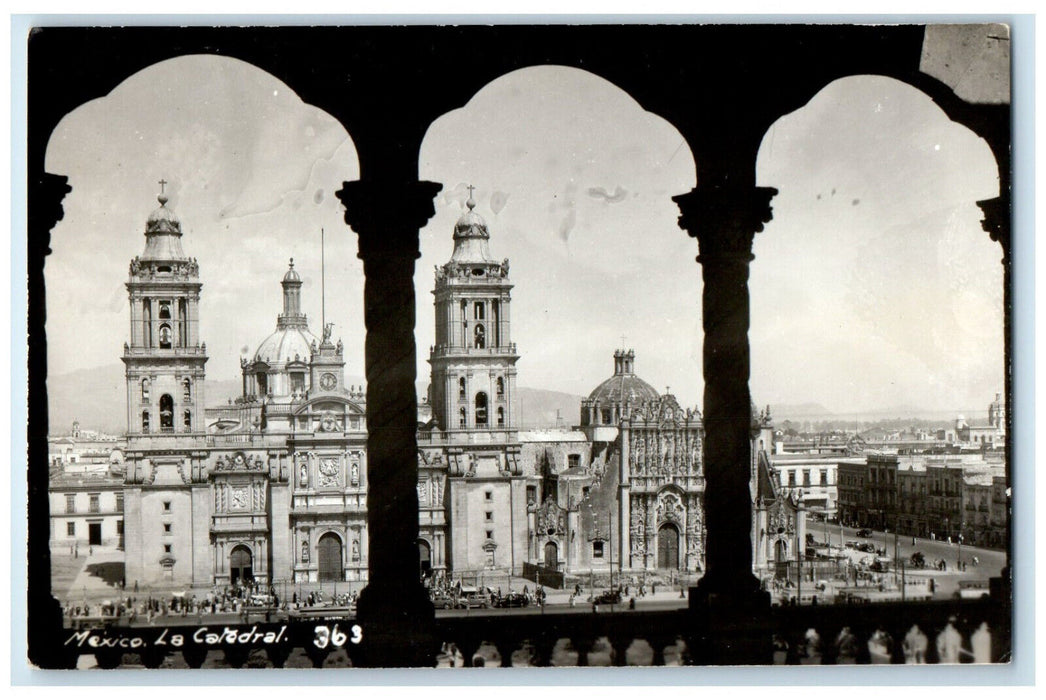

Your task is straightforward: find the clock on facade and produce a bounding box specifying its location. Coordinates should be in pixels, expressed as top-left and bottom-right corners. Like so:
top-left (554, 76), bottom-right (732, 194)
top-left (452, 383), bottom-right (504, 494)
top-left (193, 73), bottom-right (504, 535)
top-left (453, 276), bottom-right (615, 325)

top-left (319, 372), bottom-right (337, 390)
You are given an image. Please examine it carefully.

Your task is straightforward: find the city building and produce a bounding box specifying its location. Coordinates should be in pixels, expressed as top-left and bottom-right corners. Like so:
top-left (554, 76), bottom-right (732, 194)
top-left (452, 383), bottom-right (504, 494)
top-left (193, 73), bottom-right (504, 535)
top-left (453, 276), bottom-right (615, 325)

top-left (49, 471), bottom-right (125, 551)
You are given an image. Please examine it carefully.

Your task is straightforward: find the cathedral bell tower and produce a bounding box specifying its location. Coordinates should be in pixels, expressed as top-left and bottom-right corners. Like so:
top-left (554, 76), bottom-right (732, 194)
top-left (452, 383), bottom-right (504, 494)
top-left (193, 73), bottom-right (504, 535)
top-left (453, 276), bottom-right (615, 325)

top-left (122, 184), bottom-right (207, 437)
top-left (429, 187), bottom-right (518, 433)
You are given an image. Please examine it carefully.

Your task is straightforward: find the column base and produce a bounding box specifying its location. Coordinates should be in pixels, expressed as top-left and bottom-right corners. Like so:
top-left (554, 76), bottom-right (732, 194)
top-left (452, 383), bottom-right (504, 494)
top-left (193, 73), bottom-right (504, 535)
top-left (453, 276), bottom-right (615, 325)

top-left (354, 579), bottom-right (437, 667)
top-left (688, 575), bottom-right (772, 665)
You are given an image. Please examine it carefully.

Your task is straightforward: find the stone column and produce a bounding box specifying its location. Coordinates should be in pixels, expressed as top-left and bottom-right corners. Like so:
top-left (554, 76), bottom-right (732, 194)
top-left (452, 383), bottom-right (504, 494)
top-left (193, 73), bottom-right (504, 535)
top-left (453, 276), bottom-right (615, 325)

top-left (673, 182), bottom-right (777, 597)
top-left (675, 182), bottom-right (777, 665)
top-left (27, 172), bottom-right (72, 667)
top-left (337, 178), bottom-right (441, 667)
top-left (978, 193), bottom-right (1012, 602)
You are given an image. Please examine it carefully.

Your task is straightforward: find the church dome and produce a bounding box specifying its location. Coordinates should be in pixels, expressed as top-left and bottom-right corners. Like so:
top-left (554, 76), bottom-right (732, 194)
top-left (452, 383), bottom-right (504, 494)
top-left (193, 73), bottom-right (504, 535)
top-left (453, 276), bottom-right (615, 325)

top-left (283, 259), bottom-right (302, 283)
top-left (450, 190), bottom-right (495, 263)
top-left (252, 326), bottom-right (319, 366)
top-left (142, 193), bottom-right (187, 260)
top-left (588, 350), bottom-right (659, 404)
top-left (146, 195), bottom-right (182, 235)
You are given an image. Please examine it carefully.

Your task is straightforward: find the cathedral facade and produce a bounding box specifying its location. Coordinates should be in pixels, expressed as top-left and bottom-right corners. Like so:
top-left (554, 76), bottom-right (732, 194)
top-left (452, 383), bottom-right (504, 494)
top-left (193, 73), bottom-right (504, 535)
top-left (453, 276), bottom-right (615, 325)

top-left (115, 186), bottom-right (785, 590)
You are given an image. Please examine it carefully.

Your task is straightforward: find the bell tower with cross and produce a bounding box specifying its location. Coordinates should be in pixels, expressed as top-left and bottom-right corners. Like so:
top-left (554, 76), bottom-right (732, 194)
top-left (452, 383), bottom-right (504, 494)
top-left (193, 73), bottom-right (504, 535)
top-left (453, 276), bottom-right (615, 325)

top-left (122, 180), bottom-right (210, 587)
top-left (428, 185), bottom-right (519, 434)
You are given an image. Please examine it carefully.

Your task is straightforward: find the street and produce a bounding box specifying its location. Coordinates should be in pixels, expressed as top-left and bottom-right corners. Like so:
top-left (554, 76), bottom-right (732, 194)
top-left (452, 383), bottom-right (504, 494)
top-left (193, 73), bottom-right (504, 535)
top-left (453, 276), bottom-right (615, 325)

top-left (812, 521), bottom-right (1006, 598)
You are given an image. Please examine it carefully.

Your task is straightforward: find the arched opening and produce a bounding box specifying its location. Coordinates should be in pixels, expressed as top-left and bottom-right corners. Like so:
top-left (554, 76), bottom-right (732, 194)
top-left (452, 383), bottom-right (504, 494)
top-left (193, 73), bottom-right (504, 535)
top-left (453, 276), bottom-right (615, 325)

top-left (657, 523), bottom-right (680, 570)
top-left (418, 539), bottom-right (432, 575)
top-left (496, 377), bottom-right (504, 397)
top-left (752, 75), bottom-right (1002, 432)
top-left (475, 392), bottom-right (488, 427)
top-left (418, 65), bottom-right (697, 406)
top-left (474, 323), bottom-right (485, 349)
top-left (183, 410), bottom-right (192, 431)
top-left (43, 51), bottom-right (362, 429)
top-left (141, 377), bottom-right (150, 401)
top-left (158, 323), bottom-right (172, 349)
top-left (458, 406), bottom-right (467, 429)
top-left (141, 410), bottom-right (150, 433)
top-left (182, 377), bottom-right (191, 402)
top-left (159, 394), bottom-right (174, 431)
top-left (497, 406), bottom-right (505, 427)
top-left (317, 532), bottom-right (344, 582)
top-left (544, 541), bottom-right (558, 570)
top-left (774, 539), bottom-right (788, 563)
top-left (229, 544), bottom-right (253, 586)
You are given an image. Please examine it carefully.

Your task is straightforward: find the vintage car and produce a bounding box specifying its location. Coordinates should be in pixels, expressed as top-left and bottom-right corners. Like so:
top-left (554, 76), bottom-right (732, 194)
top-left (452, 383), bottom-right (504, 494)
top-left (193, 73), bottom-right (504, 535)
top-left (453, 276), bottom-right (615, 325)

top-left (856, 528), bottom-right (873, 538)
top-left (431, 592), bottom-right (462, 609)
top-left (494, 592), bottom-right (529, 608)
top-left (593, 589), bottom-right (623, 605)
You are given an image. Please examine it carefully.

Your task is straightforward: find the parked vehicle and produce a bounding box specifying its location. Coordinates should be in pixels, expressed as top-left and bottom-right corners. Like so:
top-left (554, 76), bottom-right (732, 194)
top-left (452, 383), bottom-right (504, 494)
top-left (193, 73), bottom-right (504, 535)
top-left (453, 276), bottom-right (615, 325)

top-left (593, 589), bottom-right (622, 605)
top-left (494, 592), bottom-right (529, 608)
top-left (910, 551), bottom-right (926, 568)
top-left (462, 592), bottom-right (489, 609)
top-left (431, 593), bottom-right (461, 610)
top-left (856, 528), bottom-right (873, 538)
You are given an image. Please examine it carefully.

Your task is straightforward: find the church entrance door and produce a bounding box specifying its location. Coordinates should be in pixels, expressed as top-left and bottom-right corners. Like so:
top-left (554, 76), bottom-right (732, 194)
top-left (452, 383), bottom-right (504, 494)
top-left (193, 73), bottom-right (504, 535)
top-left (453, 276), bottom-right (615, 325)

top-left (657, 523), bottom-right (679, 570)
top-left (418, 539), bottom-right (432, 575)
top-left (544, 541), bottom-right (558, 570)
top-left (230, 545), bottom-right (252, 585)
top-left (318, 533), bottom-right (344, 582)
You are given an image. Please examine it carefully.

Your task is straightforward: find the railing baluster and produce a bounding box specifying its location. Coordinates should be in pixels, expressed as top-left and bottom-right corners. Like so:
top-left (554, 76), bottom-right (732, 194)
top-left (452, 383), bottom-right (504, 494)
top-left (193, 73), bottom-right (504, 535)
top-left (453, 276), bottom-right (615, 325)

top-left (571, 635), bottom-right (593, 667)
top-left (610, 636), bottom-right (631, 666)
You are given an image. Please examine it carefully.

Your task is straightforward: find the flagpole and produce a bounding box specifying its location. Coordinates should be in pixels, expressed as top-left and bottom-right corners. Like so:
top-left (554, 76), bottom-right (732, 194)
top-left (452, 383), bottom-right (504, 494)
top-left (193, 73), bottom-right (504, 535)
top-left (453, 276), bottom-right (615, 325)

top-left (321, 228), bottom-right (326, 331)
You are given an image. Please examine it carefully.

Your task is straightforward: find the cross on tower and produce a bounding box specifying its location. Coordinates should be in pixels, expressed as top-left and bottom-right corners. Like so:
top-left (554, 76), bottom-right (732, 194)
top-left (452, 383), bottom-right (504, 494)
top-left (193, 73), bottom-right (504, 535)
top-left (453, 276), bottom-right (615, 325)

top-left (158, 178), bottom-right (168, 194)
top-left (620, 335), bottom-right (628, 349)
top-left (466, 184), bottom-right (476, 200)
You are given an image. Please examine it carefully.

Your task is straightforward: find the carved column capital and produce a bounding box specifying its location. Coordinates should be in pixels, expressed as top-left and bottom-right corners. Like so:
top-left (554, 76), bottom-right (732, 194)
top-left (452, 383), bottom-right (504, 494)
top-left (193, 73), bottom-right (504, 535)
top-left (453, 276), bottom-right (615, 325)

top-left (336, 180), bottom-right (443, 262)
top-left (672, 184), bottom-right (778, 262)
top-left (976, 195), bottom-right (1010, 260)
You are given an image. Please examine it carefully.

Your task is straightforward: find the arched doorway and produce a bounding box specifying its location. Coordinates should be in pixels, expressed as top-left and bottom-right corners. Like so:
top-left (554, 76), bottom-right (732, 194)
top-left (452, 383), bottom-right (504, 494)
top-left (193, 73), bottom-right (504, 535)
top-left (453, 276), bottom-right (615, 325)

top-left (229, 545), bottom-right (252, 586)
top-left (317, 532), bottom-right (344, 582)
top-left (774, 539), bottom-right (788, 563)
top-left (418, 539), bottom-right (432, 575)
top-left (657, 523), bottom-right (679, 570)
top-left (544, 541), bottom-right (558, 570)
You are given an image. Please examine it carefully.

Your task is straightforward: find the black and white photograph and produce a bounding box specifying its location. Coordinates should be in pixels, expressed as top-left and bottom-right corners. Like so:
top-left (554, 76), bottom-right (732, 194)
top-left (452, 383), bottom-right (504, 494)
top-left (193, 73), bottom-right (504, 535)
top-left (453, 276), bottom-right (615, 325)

top-left (20, 19), bottom-right (1023, 676)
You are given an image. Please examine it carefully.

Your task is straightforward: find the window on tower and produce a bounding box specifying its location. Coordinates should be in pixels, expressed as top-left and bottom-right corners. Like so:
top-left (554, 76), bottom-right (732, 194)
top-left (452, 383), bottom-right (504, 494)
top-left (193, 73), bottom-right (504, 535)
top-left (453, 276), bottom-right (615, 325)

top-left (159, 323), bottom-right (172, 349)
top-left (159, 301), bottom-right (171, 320)
top-left (458, 407), bottom-right (466, 429)
top-left (182, 378), bottom-right (191, 402)
top-left (497, 406), bottom-right (505, 427)
top-left (183, 410), bottom-right (192, 431)
top-left (474, 324), bottom-right (485, 349)
top-left (178, 299), bottom-right (187, 346)
top-left (474, 301), bottom-right (484, 320)
top-left (159, 394), bottom-right (174, 431)
top-left (475, 392), bottom-right (488, 427)
top-left (142, 377), bottom-right (150, 401)
top-left (142, 411), bottom-right (150, 433)
top-left (496, 377), bottom-right (504, 396)
top-left (458, 377), bottom-right (466, 399)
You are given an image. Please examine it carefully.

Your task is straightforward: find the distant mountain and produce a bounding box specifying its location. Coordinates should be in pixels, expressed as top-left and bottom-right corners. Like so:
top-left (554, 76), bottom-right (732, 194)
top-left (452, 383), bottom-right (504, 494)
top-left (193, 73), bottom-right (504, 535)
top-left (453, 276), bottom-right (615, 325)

top-left (515, 387), bottom-right (583, 429)
top-left (45, 363), bottom-right (245, 435)
top-left (46, 364), bottom-right (585, 435)
top-left (769, 403), bottom-right (836, 421)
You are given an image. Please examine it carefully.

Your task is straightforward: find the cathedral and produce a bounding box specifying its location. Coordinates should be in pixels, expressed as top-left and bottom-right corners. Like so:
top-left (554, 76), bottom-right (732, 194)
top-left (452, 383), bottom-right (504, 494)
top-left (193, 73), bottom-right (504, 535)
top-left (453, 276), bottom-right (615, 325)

top-left (116, 186), bottom-right (791, 590)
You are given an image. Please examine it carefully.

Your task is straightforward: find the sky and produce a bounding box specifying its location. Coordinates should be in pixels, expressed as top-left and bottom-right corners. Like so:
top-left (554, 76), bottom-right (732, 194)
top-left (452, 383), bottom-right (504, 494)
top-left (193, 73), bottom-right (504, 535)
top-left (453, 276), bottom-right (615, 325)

top-left (44, 55), bottom-right (1003, 418)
